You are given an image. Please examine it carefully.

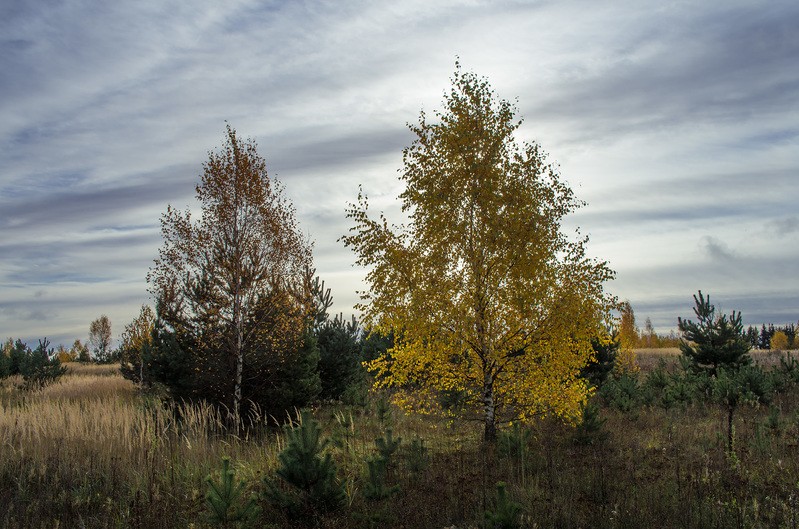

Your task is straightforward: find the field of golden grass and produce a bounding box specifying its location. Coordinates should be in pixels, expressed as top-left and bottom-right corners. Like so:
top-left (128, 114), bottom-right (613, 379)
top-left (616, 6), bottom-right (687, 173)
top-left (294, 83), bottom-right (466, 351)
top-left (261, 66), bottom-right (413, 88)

top-left (634, 347), bottom-right (792, 371)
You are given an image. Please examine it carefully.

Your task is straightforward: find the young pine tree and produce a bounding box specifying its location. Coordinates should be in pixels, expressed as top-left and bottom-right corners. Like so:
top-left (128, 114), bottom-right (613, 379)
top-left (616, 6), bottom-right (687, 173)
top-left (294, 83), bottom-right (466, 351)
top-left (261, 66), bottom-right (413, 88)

top-left (582, 330), bottom-right (619, 387)
top-left (264, 410), bottom-right (345, 519)
top-left (205, 457), bottom-right (260, 525)
top-left (20, 339), bottom-right (67, 389)
top-left (678, 291), bottom-right (751, 376)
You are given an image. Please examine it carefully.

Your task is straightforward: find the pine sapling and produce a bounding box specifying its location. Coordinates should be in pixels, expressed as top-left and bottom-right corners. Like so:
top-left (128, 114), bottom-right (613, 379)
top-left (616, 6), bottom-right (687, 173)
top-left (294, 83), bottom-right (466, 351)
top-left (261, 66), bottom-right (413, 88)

top-left (264, 410), bottom-right (345, 518)
top-left (20, 338), bottom-right (67, 390)
top-left (484, 481), bottom-right (523, 529)
top-left (375, 395), bottom-right (392, 425)
top-left (406, 436), bottom-right (429, 473)
top-left (375, 429), bottom-right (402, 465)
top-left (573, 402), bottom-right (608, 445)
top-left (205, 457), bottom-right (260, 525)
top-left (497, 423), bottom-right (531, 461)
top-left (363, 456), bottom-right (400, 501)
top-left (331, 410), bottom-right (355, 453)
top-left (766, 405), bottom-right (782, 434)
top-left (363, 429), bottom-right (403, 502)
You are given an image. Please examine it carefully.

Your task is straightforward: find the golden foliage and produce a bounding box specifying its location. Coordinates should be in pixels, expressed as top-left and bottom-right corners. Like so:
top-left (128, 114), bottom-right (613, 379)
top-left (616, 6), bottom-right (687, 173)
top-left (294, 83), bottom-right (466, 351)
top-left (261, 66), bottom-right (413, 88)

top-left (56, 345), bottom-right (77, 363)
top-left (613, 347), bottom-right (640, 377)
top-left (771, 331), bottom-right (789, 351)
top-left (88, 314), bottom-right (112, 361)
top-left (344, 65), bottom-right (615, 439)
top-left (618, 301), bottom-right (640, 350)
top-left (119, 304), bottom-right (155, 383)
top-left (120, 305), bottom-right (155, 355)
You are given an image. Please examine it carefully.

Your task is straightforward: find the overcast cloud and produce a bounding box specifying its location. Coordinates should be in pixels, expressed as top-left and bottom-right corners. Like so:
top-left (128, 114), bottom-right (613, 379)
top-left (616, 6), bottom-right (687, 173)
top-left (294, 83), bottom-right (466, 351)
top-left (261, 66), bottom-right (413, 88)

top-left (1, 0), bottom-right (798, 347)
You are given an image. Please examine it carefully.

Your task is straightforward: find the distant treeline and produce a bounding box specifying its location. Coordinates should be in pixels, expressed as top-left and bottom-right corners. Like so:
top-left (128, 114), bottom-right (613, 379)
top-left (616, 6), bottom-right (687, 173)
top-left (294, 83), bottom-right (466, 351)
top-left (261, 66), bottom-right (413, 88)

top-left (746, 323), bottom-right (797, 350)
top-left (634, 323), bottom-right (798, 350)
top-left (618, 301), bottom-right (797, 350)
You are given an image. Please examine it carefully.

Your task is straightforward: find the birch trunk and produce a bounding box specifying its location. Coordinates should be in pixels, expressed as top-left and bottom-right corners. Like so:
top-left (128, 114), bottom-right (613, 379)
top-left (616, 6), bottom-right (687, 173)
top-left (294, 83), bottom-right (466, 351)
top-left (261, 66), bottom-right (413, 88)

top-left (483, 372), bottom-right (497, 442)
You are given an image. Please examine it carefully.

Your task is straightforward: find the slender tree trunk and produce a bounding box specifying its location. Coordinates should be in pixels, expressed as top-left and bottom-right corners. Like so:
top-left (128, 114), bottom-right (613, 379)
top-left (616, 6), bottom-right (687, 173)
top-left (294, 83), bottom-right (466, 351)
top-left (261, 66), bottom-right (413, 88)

top-left (474, 289), bottom-right (498, 442)
top-left (232, 194), bottom-right (244, 431)
top-left (233, 304), bottom-right (244, 430)
top-left (232, 272), bottom-right (244, 431)
top-left (483, 373), bottom-right (497, 442)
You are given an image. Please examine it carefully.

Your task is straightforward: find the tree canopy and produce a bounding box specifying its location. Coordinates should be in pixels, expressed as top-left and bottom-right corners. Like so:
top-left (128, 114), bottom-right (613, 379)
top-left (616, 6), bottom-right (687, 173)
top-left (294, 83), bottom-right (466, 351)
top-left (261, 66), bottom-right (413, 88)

top-left (342, 64), bottom-right (615, 441)
top-left (148, 125), bottom-right (317, 421)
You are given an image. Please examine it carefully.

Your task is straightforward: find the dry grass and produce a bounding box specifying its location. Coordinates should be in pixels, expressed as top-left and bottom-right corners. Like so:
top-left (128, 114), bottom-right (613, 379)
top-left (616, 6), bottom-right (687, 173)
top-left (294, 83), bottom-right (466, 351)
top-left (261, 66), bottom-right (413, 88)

top-left (634, 347), bottom-right (795, 371)
top-left (634, 347), bottom-right (681, 371)
top-left (3, 360), bottom-right (799, 527)
top-left (0, 366), bottom-right (284, 527)
top-left (36, 373), bottom-right (138, 401)
top-left (64, 362), bottom-right (124, 377)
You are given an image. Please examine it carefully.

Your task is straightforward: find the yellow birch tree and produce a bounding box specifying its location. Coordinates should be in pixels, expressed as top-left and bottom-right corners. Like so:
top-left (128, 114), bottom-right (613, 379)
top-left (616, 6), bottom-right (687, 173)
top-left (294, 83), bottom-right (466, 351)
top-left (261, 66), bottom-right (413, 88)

top-left (342, 65), bottom-right (616, 441)
top-left (615, 301), bottom-right (640, 375)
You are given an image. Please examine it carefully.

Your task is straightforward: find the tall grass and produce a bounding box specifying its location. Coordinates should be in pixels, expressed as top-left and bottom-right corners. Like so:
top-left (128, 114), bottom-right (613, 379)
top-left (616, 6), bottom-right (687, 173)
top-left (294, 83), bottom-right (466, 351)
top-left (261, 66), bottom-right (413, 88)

top-left (0, 367), bottom-right (283, 527)
top-left (2, 359), bottom-right (799, 527)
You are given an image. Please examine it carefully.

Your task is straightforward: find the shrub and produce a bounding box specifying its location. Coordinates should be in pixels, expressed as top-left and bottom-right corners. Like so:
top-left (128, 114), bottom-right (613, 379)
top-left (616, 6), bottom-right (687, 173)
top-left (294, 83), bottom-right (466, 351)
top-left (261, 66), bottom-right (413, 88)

top-left (573, 402), bottom-right (608, 445)
top-left (773, 353), bottom-right (799, 391)
top-left (641, 361), bottom-right (708, 410)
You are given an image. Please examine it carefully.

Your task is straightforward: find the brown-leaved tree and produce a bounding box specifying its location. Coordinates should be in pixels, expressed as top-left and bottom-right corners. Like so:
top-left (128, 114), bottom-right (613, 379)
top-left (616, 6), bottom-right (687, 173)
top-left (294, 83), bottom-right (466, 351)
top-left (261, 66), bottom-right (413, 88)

top-left (343, 65), bottom-right (616, 441)
top-left (119, 304), bottom-right (155, 384)
top-left (148, 125), bottom-right (315, 422)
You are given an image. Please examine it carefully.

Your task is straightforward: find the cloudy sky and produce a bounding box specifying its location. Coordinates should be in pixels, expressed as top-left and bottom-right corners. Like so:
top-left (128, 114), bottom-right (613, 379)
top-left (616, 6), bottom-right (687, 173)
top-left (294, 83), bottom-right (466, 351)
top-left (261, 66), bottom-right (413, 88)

top-left (2, 0), bottom-right (798, 348)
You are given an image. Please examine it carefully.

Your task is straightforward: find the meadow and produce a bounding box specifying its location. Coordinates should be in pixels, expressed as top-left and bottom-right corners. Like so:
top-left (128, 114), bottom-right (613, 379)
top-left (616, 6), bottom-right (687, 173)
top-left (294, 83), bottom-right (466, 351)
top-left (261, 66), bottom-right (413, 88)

top-left (2, 354), bottom-right (799, 528)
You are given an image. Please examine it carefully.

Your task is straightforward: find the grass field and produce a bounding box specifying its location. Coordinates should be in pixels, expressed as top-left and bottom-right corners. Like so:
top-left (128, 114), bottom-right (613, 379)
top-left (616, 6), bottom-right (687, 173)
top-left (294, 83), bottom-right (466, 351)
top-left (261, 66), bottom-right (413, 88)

top-left (2, 351), bottom-right (799, 528)
top-left (634, 348), bottom-right (788, 371)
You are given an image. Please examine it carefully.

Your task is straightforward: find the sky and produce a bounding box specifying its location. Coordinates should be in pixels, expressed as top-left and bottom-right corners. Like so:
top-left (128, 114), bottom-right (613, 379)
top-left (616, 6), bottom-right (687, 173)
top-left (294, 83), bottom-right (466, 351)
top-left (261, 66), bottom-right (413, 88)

top-left (1, 0), bottom-right (798, 348)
